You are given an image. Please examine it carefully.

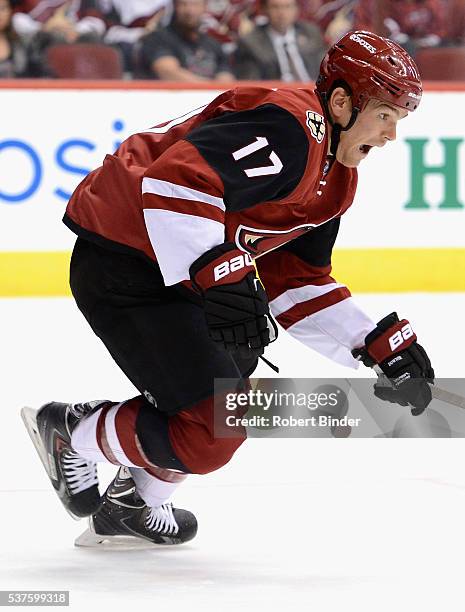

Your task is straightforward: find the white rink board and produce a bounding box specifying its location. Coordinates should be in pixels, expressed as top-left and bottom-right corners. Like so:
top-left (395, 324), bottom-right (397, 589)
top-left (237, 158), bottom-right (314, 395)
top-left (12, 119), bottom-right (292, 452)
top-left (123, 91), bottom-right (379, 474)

top-left (0, 88), bottom-right (464, 251)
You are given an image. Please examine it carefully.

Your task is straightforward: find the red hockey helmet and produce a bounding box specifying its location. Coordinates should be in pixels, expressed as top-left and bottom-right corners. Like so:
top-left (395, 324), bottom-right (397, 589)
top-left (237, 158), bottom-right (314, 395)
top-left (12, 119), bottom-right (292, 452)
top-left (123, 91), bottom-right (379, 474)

top-left (316, 30), bottom-right (422, 113)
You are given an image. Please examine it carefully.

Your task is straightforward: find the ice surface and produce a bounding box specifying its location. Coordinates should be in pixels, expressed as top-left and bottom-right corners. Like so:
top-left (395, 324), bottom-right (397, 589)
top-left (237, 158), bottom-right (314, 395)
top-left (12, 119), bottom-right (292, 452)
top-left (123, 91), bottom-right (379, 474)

top-left (2, 294), bottom-right (465, 611)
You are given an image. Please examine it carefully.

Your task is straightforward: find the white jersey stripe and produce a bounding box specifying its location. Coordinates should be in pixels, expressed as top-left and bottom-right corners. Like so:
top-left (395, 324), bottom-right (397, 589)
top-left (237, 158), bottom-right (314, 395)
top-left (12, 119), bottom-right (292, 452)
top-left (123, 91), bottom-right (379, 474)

top-left (143, 104), bottom-right (207, 134)
top-left (144, 208), bottom-right (224, 286)
top-left (269, 282), bottom-right (346, 317)
top-left (142, 177), bottom-right (225, 211)
top-left (285, 298), bottom-right (375, 368)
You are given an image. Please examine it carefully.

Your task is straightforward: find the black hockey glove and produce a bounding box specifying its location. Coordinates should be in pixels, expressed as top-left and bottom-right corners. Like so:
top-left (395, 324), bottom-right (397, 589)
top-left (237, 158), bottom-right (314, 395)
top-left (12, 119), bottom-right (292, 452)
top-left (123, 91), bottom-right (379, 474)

top-left (190, 242), bottom-right (277, 358)
top-left (352, 312), bottom-right (435, 416)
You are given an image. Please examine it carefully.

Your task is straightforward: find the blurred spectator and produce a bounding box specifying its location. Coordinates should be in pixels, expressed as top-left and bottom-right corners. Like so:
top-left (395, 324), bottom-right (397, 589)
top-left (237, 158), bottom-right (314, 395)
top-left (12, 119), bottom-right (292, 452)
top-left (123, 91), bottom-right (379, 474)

top-left (446, 0), bottom-right (465, 44)
top-left (0, 0), bottom-right (27, 76)
top-left (311, 0), bottom-right (356, 43)
top-left (99, 0), bottom-right (170, 74)
top-left (202, 0), bottom-right (257, 51)
top-left (233, 0), bottom-right (325, 81)
top-left (12, 0), bottom-right (106, 75)
top-left (12, 0), bottom-right (106, 40)
top-left (294, 0), bottom-right (320, 21)
top-left (137, 0), bottom-right (234, 81)
top-left (354, 0), bottom-right (447, 55)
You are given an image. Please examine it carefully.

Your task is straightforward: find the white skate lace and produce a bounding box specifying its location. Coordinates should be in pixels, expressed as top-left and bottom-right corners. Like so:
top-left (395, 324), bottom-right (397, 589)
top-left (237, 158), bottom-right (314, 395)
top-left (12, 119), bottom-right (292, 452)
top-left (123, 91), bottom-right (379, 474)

top-left (145, 503), bottom-right (179, 535)
top-left (61, 450), bottom-right (98, 494)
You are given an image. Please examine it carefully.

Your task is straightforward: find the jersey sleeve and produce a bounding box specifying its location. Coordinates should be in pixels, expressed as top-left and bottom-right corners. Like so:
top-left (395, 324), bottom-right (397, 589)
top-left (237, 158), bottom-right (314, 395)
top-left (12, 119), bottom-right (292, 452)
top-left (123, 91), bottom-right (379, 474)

top-left (256, 219), bottom-right (376, 368)
top-left (142, 104), bottom-right (310, 286)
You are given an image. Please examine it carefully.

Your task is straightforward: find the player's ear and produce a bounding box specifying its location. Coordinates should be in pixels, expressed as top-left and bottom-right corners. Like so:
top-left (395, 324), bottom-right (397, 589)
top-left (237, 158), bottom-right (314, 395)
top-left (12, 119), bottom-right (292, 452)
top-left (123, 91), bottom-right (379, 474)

top-left (328, 87), bottom-right (352, 123)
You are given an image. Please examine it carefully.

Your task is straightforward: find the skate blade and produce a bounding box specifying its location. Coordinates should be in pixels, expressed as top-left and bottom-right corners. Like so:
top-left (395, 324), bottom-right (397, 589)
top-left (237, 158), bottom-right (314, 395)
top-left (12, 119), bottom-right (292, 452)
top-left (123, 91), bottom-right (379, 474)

top-left (21, 406), bottom-right (81, 522)
top-left (75, 519), bottom-right (170, 549)
top-left (75, 531), bottom-right (159, 549)
top-left (75, 529), bottom-right (155, 549)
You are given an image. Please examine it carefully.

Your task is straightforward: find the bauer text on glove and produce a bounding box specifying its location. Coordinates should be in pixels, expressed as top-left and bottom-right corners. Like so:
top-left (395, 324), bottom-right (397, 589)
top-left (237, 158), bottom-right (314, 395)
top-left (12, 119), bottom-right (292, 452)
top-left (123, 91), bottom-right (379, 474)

top-left (189, 242), bottom-right (277, 358)
top-left (352, 312), bottom-right (434, 415)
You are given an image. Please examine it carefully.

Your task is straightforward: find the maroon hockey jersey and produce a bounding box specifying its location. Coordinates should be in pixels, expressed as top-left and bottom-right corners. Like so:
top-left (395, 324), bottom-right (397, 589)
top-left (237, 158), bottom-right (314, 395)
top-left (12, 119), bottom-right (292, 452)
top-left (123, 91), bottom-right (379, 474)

top-left (64, 86), bottom-right (375, 367)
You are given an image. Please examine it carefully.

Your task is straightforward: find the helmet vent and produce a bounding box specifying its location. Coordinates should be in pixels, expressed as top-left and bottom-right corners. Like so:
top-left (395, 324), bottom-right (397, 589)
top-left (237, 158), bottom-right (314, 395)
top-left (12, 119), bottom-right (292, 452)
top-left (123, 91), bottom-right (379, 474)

top-left (372, 73), bottom-right (401, 95)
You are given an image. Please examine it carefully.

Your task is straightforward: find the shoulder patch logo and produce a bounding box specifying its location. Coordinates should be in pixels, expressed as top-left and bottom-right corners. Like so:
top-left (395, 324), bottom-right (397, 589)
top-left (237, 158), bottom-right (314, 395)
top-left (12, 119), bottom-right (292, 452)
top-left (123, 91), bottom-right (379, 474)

top-left (306, 110), bottom-right (325, 144)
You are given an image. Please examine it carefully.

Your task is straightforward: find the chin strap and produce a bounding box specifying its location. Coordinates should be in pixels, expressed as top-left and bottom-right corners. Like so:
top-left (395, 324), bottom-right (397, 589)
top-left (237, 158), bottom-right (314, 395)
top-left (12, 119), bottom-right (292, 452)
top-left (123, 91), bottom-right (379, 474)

top-left (329, 123), bottom-right (342, 157)
top-left (319, 91), bottom-right (360, 158)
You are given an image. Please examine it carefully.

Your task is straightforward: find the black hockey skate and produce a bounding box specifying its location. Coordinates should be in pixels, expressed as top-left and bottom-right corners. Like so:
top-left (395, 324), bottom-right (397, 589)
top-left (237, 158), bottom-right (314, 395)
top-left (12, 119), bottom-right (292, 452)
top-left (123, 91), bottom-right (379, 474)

top-left (75, 467), bottom-right (198, 547)
top-left (21, 401), bottom-right (108, 520)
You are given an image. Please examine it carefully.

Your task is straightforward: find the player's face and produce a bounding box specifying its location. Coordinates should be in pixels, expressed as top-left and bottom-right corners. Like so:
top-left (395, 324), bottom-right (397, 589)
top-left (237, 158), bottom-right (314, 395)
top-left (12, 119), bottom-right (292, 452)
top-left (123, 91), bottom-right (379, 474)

top-left (335, 98), bottom-right (408, 168)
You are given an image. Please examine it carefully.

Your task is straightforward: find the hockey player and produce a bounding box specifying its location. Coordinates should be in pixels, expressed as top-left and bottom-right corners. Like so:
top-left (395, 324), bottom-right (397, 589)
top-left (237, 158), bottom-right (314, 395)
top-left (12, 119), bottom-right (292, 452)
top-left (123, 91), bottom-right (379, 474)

top-left (22, 30), bottom-right (434, 546)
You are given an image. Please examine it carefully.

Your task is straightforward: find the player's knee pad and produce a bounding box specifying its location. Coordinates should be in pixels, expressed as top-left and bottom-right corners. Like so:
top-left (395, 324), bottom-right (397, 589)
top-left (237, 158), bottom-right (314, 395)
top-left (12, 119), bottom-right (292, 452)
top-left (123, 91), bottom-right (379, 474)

top-left (183, 435), bottom-right (247, 475)
top-left (168, 395), bottom-right (247, 475)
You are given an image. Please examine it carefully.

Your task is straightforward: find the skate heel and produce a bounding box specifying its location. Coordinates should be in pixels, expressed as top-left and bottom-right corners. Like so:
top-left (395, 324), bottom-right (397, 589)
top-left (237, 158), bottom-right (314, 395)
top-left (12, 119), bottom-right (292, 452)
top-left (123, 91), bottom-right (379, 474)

top-left (21, 407), bottom-right (55, 482)
top-left (75, 517), bottom-right (159, 548)
top-left (74, 519), bottom-right (107, 547)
